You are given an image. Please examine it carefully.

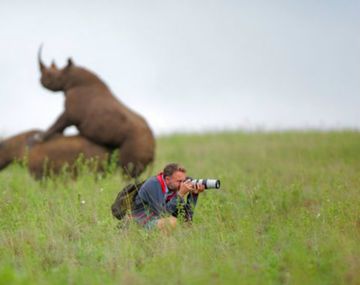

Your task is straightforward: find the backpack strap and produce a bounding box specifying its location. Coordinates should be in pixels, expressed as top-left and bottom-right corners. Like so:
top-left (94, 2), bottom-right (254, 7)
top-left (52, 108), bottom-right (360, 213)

top-left (156, 173), bottom-right (166, 193)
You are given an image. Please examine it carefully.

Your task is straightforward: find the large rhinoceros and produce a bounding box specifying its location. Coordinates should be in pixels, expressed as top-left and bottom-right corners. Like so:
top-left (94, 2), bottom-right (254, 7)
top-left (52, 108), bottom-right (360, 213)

top-left (35, 46), bottom-right (155, 177)
top-left (0, 130), bottom-right (112, 179)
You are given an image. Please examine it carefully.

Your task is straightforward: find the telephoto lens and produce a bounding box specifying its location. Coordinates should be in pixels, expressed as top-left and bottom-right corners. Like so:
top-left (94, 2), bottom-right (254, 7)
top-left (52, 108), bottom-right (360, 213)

top-left (190, 179), bottom-right (221, 189)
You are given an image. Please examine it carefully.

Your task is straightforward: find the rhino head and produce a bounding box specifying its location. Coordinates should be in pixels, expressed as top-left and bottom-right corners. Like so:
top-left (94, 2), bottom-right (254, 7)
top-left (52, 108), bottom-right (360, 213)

top-left (38, 45), bottom-right (75, 91)
top-left (0, 137), bottom-right (13, 170)
top-left (38, 45), bottom-right (102, 91)
top-left (0, 130), bottom-right (40, 170)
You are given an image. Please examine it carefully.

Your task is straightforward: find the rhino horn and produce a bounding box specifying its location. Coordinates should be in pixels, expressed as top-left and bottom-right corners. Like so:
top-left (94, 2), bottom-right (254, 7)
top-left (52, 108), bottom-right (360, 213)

top-left (38, 44), bottom-right (46, 72)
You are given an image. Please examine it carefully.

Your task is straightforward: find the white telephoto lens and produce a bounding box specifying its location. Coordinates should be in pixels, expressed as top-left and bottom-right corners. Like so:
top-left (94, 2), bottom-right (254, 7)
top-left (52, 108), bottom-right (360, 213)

top-left (191, 178), bottom-right (221, 189)
top-left (205, 179), bottom-right (220, 189)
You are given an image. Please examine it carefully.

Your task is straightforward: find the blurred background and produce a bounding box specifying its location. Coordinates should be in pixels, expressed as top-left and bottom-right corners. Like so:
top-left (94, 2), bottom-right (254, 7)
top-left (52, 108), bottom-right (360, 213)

top-left (0, 0), bottom-right (359, 136)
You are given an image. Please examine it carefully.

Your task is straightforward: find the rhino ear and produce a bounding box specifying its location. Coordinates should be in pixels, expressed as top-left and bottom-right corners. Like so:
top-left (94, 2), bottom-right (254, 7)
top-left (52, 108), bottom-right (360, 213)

top-left (64, 58), bottom-right (74, 72)
top-left (67, 58), bottom-right (74, 67)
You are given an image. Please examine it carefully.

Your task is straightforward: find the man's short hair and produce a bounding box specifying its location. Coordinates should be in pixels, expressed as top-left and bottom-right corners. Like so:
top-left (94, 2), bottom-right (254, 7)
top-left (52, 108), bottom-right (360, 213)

top-left (163, 163), bottom-right (186, 177)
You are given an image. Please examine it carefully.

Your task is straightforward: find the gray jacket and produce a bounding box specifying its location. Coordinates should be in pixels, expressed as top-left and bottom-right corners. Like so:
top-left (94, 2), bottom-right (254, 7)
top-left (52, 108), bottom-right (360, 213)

top-left (132, 176), bottom-right (198, 220)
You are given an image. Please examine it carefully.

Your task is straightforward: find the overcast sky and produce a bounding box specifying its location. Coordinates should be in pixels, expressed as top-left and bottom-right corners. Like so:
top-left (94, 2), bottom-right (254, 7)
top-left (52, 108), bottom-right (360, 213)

top-left (0, 0), bottom-right (359, 137)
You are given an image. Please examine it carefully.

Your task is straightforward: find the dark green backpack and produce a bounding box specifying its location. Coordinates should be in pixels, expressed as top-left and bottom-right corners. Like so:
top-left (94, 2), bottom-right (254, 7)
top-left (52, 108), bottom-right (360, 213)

top-left (111, 181), bottom-right (145, 220)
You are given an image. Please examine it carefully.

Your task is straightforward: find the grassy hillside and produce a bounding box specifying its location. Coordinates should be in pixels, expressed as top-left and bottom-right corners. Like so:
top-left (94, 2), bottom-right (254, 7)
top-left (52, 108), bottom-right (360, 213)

top-left (0, 131), bottom-right (359, 285)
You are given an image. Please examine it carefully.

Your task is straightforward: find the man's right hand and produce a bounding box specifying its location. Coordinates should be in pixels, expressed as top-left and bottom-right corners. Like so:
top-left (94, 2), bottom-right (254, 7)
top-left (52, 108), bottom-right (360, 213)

top-left (178, 180), bottom-right (193, 198)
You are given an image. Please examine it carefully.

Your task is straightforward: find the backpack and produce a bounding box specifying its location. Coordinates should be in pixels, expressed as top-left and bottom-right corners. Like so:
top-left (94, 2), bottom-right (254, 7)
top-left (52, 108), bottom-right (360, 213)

top-left (111, 181), bottom-right (145, 220)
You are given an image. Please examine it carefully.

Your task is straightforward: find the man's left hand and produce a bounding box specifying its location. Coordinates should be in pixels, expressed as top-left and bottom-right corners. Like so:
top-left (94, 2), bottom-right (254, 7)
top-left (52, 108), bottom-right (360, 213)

top-left (191, 183), bottom-right (205, 194)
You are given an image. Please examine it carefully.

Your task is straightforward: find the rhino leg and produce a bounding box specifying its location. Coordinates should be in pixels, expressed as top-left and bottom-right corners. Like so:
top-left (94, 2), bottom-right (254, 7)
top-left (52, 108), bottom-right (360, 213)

top-left (43, 112), bottom-right (71, 141)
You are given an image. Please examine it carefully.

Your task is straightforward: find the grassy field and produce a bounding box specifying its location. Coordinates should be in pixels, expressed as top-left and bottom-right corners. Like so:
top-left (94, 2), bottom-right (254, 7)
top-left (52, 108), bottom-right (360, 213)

top-left (0, 131), bottom-right (359, 285)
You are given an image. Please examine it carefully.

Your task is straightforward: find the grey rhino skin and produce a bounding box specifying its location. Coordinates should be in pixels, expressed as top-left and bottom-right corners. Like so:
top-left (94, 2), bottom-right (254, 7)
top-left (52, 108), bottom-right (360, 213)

top-left (0, 130), bottom-right (112, 179)
top-left (38, 47), bottom-right (155, 177)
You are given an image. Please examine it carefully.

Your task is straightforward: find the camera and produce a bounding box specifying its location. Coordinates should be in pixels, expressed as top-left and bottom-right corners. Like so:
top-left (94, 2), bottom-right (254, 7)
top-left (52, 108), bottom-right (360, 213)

top-left (189, 178), bottom-right (221, 189)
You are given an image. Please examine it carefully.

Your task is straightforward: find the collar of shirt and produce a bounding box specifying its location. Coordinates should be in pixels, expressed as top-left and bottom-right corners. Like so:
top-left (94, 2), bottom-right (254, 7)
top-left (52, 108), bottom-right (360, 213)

top-left (162, 175), bottom-right (169, 193)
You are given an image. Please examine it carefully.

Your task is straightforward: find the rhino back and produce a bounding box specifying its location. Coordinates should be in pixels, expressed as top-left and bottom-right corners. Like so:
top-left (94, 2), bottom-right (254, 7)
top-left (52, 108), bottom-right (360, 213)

top-left (28, 135), bottom-right (111, 178)
top-left (64, 85), bottom-right (152, 147)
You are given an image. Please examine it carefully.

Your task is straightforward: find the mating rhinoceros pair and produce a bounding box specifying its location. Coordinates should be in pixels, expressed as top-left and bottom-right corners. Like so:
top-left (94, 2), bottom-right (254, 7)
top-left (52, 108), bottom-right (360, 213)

top-left (0, 47), bottom-right (155, 179)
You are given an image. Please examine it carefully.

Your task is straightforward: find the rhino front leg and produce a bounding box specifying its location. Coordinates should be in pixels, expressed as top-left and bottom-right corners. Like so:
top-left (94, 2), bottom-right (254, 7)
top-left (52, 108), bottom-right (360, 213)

top-left (42, 112), bottom-right (71, 141)
top-left (27, 113), bottom-right (70, 146)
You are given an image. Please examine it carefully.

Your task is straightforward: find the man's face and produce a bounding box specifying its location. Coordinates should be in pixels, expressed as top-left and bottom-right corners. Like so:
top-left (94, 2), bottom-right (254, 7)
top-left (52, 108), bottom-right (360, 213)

top-left (165, 171), bottom-right (186, 191)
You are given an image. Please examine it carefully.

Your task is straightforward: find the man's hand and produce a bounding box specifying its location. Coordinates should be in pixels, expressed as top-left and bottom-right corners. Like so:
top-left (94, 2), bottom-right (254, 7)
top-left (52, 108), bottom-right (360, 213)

top-left (191, 182), bottom-right (205, 194)
top-left (178, 180), bottom-right (193, 198)
top-left (178, 180), bottom-right (205, 198)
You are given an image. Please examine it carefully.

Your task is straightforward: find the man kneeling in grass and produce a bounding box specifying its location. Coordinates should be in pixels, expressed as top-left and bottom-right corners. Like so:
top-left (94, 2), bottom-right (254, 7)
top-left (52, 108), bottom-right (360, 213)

top-left (131, 163), bottom-right (205, 231)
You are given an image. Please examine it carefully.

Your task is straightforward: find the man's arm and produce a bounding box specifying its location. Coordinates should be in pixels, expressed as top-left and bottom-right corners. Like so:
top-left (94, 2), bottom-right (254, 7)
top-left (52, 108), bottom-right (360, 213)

top-left (187, 193), bottom-right (199, 207)
top-left (139, 180), bottom-right (185, 216)
top-left (181, 181), bottom-right (204, 221)
top-left (138, 179), bottom-right (180, 216)
top-left (166, 195), bottom-right (185, 215)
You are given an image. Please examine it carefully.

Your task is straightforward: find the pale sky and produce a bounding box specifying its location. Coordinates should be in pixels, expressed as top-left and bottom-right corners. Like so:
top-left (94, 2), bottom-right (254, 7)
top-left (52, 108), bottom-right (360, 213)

top-left (1, 0), bottom-right (359, 137)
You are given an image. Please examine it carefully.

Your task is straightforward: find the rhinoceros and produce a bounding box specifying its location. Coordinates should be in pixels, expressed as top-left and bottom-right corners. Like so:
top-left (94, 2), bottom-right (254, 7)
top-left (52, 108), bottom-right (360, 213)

top-left (35, 46), bottom-right (155, 177)
top-left (0, 130), bottom-right (112, 179)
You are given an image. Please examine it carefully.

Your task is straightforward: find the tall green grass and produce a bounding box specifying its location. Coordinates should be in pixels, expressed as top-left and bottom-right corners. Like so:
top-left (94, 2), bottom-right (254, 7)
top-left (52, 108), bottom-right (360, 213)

top-left (0, 131), bottom-right (359, 284)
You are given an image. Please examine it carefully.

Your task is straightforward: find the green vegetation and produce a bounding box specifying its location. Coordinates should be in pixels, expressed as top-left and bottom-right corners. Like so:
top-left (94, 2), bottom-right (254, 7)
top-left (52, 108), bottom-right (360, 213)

top-left (0, 131), bottom-right (359, 285)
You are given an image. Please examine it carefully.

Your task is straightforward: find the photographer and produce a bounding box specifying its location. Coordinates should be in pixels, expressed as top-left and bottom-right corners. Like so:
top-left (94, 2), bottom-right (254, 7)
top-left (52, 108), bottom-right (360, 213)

top-left (131, 163), bottom-right (205, 230)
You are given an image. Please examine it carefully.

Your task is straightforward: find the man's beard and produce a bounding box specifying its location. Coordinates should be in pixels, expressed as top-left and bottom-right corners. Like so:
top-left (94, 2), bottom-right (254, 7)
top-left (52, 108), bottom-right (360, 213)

top-left (168, 184), bottom-right (178, 192)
